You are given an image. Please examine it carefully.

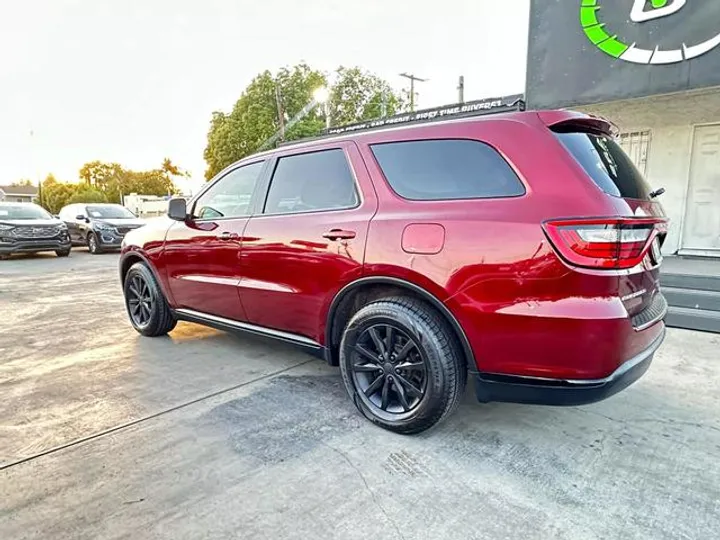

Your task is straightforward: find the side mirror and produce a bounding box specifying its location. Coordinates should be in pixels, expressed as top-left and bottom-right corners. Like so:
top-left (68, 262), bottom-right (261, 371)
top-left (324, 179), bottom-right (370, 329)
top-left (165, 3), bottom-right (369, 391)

top-left (168, 198), bottom-right (188, 221)
top-left (76, 214), bottom-right (88, 222)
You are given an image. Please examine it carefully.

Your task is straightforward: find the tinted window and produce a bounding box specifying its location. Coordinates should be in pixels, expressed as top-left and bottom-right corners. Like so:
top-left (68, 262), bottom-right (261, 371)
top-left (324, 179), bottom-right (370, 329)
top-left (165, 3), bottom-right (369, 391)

top-left (0, 203), bottom-right (52, 220)
top-left (193, 162), bottom-right (264, 219)
top-left (370, 139), bottom-right (525, 201)
top-left (264, 149), bottom-right (358, 214)
top-left (86, 205), bottom-right (136, 219)
top-left (554, 131), bottom-right (653, 200)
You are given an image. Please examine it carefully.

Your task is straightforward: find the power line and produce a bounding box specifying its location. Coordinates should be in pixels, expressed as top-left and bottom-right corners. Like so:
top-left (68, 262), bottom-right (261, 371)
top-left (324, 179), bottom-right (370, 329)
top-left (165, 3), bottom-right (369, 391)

top-left (399, 72), bottom-right (427, 112)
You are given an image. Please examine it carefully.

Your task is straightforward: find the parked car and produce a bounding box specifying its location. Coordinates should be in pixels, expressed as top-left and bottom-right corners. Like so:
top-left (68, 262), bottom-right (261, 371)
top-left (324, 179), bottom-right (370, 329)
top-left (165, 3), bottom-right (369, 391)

top-left (0, 202), bottom-right (71, 259)
top-left (118, 103), bottom-right (668, 434)
top-left (59, 203), bottom-right (146, 254)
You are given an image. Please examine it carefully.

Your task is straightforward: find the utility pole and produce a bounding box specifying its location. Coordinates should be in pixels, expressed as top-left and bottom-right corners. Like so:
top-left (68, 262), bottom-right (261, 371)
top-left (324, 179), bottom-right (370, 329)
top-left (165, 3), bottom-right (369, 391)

top-left (399, 72), bottom-right (427, 112)
top-left (457, 75), bottom-right (465, 104)
top-left (274, 85), bottom-right (286, 141)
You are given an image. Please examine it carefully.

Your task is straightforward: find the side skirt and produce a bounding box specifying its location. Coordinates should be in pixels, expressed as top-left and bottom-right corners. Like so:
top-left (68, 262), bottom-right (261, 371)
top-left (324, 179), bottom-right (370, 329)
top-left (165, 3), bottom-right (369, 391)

top-left (173, 308), bottom-right (329, 361)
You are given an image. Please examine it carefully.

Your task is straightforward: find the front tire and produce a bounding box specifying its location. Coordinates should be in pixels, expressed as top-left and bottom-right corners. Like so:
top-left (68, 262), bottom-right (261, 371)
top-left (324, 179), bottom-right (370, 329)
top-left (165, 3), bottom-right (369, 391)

top-left (339, 297), bottom-right (466, 434)
top-left (123, 262), bottom-right (177, 336)
top-left (55, 248), bottom-right (71, 257)
top-left (87, 232), bottom-right (101, 254)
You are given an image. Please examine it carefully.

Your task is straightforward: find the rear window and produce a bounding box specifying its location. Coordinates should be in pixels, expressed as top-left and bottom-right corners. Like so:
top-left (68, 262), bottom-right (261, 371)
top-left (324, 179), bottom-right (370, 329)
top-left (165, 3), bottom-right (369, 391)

top-left (370, 139), bottom-right (525, 201)
top-left (554, 130), bottom-right (653, 200)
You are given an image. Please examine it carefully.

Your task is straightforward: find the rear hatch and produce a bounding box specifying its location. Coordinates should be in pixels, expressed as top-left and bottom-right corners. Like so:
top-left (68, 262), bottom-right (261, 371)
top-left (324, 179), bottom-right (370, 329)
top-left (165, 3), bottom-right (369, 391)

top-left (547, 120), bottom-right (667, 324)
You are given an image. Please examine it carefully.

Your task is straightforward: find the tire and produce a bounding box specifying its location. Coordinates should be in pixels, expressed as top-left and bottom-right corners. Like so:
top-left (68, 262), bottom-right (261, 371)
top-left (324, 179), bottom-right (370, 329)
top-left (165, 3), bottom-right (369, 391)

top-left (123, 262), bottom-right (177, 337)
top-left (55, 249), bottom-right (71, 257)
top-left (339, 296), bottom-right (466, 434)
top-left (87, 232), bottom-right (101, 254)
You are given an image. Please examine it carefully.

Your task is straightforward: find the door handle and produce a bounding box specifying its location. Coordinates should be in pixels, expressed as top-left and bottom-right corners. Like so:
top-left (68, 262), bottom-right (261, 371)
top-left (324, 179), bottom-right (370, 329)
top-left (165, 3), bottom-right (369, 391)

top-left (322, 229), bottom-right (356, 241)
top-left (218, 231), bottom-right (239, 241)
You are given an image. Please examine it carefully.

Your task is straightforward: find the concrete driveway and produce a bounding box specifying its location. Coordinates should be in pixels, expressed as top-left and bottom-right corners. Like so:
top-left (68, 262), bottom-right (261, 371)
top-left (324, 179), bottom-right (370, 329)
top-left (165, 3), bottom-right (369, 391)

top-left (1, 251), bottom-right (719, 539)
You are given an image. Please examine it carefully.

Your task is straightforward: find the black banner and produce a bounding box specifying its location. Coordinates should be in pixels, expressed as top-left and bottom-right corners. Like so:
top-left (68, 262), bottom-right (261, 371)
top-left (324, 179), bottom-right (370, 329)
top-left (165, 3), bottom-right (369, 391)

top-left (325, 94), bottom-right (525, 135)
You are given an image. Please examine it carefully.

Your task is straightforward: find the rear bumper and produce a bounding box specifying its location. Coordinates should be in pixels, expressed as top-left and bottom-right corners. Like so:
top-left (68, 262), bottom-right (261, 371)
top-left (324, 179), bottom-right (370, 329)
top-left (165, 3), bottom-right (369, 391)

top-left (474, 325), bottom-right (665, 406)
top-left (0, 238), bottom-right (71, 254)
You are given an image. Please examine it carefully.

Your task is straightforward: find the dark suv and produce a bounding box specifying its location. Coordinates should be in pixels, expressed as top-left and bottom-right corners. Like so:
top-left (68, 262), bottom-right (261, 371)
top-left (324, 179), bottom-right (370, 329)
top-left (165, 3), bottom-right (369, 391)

top-left (119, 99), bottom-right (668, 434)
top-left (59, 203), bottom-right (146, 254)
top-left (0, 202), bottom-right (71, 259)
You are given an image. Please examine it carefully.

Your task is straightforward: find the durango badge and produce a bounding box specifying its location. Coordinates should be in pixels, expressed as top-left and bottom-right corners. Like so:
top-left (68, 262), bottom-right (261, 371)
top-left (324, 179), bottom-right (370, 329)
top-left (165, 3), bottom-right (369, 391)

top-left (581, 0), bottom-right (720, 64)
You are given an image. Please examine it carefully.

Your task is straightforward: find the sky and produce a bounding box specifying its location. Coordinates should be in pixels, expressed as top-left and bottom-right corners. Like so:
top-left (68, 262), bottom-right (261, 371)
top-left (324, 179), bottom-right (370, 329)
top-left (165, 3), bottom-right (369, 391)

top-left (0, 0), bottom-right (530, 194)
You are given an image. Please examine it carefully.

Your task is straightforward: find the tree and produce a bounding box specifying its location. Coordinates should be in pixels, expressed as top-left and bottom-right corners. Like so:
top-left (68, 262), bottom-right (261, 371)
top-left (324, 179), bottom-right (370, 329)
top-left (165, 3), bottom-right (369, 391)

top-left (329, 67), bottom-right (404, 126)
top-left (11, 179), bottom-right (34, 187)
top-left (67, 187), bottom-right (108, 204)
top-left (203, 64), bottom-right (403, 180)
top-left (203, 63), bottom-right (328, 179)
top-left (41, 174), bottom-right (76, 214)
top-left (77, 160), bottom-right (180, 203)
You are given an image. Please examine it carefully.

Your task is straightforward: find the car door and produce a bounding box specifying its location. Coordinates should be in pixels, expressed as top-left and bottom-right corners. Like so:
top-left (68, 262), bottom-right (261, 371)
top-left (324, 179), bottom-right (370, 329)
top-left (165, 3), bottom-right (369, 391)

top-left (239, 142), bottom-right (378, 343)
top-left (163, 160), bottom-right (268, 321)
top-left (59, 205), bottom-right (78, 242)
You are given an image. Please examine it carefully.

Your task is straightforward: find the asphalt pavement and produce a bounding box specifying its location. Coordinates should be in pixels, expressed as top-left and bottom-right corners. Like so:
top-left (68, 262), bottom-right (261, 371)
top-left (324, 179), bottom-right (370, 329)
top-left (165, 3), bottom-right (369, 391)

top-left (1, 250), bottom-right (719, 540)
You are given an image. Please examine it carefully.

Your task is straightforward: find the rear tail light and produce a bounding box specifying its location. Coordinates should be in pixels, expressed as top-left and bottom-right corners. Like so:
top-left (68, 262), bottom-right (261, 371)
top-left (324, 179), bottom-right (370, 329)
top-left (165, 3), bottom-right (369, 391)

top-left (543, 218), bottom-right (666, 269)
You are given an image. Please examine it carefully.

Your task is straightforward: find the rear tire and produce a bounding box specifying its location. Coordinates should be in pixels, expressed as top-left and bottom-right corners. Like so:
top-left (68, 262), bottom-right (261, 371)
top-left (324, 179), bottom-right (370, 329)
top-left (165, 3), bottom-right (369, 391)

top-left (87, 232), bottom-right (101, 254)
top-left (55, 249), bottom-right (71, 257)
top-left (339, 296), bottom-right (466, 434)
top-left (123, 262), bottom-right (177, 337)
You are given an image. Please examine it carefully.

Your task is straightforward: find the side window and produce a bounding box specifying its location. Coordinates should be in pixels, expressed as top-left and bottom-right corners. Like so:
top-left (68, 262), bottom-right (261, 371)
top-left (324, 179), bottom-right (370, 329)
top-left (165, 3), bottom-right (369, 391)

top-left (370, 139), bottom-right (525, 201)
top-left (193, 162), bottom-right (264, 220)
top-left (264, 149), bottom-right (359, 215)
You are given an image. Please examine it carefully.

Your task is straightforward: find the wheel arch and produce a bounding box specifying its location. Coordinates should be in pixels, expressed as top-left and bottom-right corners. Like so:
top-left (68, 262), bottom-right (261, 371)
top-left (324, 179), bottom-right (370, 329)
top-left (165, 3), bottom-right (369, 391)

top-left (119, 250), bottom-right (174, 306)
top-left (325, 276), bottom-right (476, 370)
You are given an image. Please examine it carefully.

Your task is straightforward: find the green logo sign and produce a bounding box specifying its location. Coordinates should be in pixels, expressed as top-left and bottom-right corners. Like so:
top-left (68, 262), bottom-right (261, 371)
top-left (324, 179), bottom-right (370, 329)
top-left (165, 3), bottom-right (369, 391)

top-left (581, 0), bottom-right (720, 64)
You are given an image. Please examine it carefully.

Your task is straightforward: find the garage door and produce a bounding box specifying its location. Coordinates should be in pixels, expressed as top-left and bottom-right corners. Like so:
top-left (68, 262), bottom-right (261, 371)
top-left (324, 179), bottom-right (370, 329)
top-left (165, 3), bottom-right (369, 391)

top-left (682, 125), bottom-right (720, 255)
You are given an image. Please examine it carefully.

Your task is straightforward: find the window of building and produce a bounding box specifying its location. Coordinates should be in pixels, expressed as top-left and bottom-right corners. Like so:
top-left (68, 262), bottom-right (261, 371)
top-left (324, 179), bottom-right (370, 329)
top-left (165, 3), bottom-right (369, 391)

top-left (619, 131), bottom-right (651, 176)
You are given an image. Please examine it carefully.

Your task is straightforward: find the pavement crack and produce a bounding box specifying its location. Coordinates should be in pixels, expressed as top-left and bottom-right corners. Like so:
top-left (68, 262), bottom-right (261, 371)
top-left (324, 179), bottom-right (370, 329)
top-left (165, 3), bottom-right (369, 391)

top-left (323, 442), bottom-right (406, 540)
top-left (0, 359), bottom-right (315, 472)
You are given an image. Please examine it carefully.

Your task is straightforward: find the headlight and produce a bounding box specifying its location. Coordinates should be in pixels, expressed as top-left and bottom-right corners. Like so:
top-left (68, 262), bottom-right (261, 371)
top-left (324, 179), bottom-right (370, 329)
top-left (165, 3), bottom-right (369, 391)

top-left (0, 224), bottom-right (14, 232)
top-left (94, 222), bottom-right (114, 231)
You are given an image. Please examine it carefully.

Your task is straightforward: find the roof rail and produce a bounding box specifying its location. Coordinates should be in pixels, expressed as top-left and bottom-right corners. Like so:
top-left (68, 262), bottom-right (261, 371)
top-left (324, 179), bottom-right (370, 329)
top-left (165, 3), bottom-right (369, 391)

top-left (277, 93), bottom-right (525, 147)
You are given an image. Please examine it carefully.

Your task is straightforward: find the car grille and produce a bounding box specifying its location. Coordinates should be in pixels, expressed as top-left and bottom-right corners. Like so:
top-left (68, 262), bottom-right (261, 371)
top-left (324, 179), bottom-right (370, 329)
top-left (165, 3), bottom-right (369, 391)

top-left (116, 226), bottom-right (140, 235)
top-left (11, 226), bottom-right (63, 239)
top-left (631, 292), bottom-right (668, 330)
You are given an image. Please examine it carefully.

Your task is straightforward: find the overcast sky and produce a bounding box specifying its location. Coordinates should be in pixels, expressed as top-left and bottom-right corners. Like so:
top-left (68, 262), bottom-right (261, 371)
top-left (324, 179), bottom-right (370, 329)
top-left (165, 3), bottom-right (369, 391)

top-left (0, 0), bottom-right (530, 192)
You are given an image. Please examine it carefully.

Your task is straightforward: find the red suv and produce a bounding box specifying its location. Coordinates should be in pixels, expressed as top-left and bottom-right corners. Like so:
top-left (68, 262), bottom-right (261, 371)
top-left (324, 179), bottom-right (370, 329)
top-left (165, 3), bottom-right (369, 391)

top-left (119, 99), bottom-right (668, 434)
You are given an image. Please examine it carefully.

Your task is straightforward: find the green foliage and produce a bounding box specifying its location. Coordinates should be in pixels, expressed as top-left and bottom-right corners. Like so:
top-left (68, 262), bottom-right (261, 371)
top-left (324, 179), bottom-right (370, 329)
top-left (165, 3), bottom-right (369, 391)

top-left (66, 187), bottom-right (108, 205)
top-left (329, 67), bottom-right (404, 126)
top-left (202, 63), bottom-right (403, 180)
top-left (203, 64), bottom-right (328, 179)
top-left (40, 159), bottom-right (184, 213)
top-left (41, 174), bottom-right (75, 214)
top-left (79, 160), bottom-right (180, 203)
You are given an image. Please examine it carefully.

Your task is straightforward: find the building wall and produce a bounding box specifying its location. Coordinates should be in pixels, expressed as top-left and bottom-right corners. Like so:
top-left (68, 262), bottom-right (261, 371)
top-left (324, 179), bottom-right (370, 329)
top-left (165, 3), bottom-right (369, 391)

top-left (578, 88), bottom-right (720, 255)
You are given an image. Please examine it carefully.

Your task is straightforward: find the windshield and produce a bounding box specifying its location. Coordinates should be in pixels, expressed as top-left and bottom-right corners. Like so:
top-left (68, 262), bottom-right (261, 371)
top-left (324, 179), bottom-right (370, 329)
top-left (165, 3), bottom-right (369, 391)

top-left (0, 204), bottom-right (53, 220)
top-left (86, 205), bottom-right (136, 219)
top-left (554, 130), bottom-right (653, 200)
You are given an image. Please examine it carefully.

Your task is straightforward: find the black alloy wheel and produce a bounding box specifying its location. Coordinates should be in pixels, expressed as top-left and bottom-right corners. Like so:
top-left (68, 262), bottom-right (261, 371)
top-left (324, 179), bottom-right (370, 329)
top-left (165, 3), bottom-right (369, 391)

top-left (351, 324), bottom-right (428, 414)
top-left (339, 297), bottom-right (466, 434)
top-left (123, 262), bottom-right (177, 337)
top-left (126, 273), bottom-right (154, 327)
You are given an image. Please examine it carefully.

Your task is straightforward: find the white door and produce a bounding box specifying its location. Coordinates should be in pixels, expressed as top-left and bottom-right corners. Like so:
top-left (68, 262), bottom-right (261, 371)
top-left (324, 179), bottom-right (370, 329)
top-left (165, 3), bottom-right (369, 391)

top-left (682, 125), bottom-right (720, 254)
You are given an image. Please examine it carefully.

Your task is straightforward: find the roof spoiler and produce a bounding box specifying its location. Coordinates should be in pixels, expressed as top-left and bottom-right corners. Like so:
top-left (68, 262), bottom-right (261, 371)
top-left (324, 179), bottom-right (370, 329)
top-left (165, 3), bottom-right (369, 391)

top-left (538, 110), bottom-right (619, 137)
